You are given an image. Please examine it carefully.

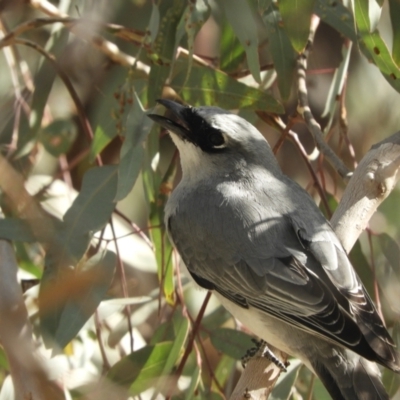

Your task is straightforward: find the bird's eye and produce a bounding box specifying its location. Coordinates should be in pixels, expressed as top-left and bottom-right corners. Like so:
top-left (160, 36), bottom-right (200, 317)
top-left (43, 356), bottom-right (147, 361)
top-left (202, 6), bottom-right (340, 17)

top-left (208, 131), bottom-right (225, 148)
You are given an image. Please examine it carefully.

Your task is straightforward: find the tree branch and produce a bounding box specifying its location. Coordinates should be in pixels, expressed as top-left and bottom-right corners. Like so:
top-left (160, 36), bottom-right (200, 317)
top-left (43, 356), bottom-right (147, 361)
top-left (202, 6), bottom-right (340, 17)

top-left (331, 132), bottom-right (400, 253)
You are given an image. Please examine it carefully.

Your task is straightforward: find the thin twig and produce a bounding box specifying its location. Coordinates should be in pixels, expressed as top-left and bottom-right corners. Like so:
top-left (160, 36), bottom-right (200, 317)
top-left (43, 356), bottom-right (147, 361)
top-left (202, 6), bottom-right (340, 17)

top-left (166, 291), bottom-right (212, 400)
top-left (109, 219), bottom-right (134, 353)
top-left (296, 16), bottom-right (351, 180)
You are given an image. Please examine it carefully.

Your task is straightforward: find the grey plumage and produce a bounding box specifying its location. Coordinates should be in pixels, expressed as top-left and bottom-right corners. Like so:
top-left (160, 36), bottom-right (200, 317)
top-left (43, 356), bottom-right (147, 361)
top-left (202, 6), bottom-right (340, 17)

top-left (148, 99), bottom-right (400, 400)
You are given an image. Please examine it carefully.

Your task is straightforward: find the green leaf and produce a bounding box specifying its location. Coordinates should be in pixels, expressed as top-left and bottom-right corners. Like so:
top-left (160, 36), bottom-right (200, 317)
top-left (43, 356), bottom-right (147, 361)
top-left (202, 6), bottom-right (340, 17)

top-left (210, 328), bottom-right (254, 360)
top-left (213, 354), bottom-right (236, 390)
top-left (174, 0), bottom-right (210, 86)
top-left (263, 5), bottom-right (296, 100)
top-left (162, 314), bottom-right (189, 374)
top-left (218, 0), bottom-right (261, 82)
top-left (270, 358), bottom-right (302, 400)
top-left (171, 62), bottom-right (283, 112)
top-left (53, 250), bottom-right (116, 349)
top-left (278, 0), bottom-right (316, 52)
top-left (219, 21), bottom-right (246, 73)
top-left (63, 165), bottom-right (118, 244)
top-left (314, 0), bottom-right (358, 42)
top-left (185, 365), bottom-right (201, 400)
top-left (147, 0), bottom-right (186, 105)
top-left (148, 3), bottom-right (160, 43)
top-left (106, 342), bottom-right (174, 395)
top-left (38, 119), bottom-right (77, 157)
top-left (89, 125), bottom-right (116, 163)
top-left (382, 321), bottom-right (400, 396)
top-left (349, 240), bottom-right (374, 296)
top-left (354, 0), bottom-right (400, 93)
top-left (378, 233), bottom-right (400, 277)
top-left (0, 218), bottom-right (35, 242)
top-left (115, 94), bottom-right (152, 201)
top-left (27, 29), bottom-right (69, 140)
top-left (322, 42), bottom-right (353, 129)
top-left (389, 0), bottom-right (400, 66)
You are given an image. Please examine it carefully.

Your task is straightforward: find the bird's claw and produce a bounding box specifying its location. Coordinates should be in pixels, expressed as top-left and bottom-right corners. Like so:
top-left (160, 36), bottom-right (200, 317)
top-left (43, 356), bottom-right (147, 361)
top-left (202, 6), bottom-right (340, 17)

top-left (241, 339), bottom-right (288, 372)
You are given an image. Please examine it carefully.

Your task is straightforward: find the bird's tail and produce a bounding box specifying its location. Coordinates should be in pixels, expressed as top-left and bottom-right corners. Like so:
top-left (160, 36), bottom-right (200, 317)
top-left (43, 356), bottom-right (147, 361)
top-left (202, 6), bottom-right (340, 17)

top-left (311, 349), bottom-right (389, 400)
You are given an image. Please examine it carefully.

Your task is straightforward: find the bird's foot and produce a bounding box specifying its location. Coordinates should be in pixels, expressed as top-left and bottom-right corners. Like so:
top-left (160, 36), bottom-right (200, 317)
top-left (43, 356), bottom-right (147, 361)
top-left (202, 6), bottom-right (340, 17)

top-left (241, 339), bottom-right (288, 372)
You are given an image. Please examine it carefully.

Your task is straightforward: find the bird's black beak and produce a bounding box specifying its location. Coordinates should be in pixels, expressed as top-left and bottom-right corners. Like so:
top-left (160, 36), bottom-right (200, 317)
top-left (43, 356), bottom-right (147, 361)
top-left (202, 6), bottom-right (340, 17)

top-left (147, 99), bottom-right (191, 140)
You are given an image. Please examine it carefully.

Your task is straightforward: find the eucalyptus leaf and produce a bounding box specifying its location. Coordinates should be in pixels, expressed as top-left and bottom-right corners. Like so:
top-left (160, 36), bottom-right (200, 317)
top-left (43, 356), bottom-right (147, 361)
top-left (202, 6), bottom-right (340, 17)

top-left (314, 0), bottom-right (357, 42)
top-left (278, 0), bottom-right (316, 53)
top-left (115, 94), bottom-right (152, 201)
top-left (210, 328), bottom-right (254, 360)
top-left (171, 62), bottom-right (283, 112)
top-left (38, 119), bottom-right (77, 157)
top-left (53, 250), bottom-right (116, 349)
top-left (106, 342), bottom-right (174, 395)
top-left (218, 0), bottom-right (261, 82)
top-left (389, 0), bottom-right (400, 67)
top-left (263, 5), bottom-right (296, 100)
top-left (0, 218), bottom-right (35, 242)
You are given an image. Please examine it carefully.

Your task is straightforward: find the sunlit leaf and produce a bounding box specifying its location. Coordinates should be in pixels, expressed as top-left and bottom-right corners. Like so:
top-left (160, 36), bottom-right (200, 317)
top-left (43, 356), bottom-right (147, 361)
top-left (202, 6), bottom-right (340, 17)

top-left (174, 0), bottom-right (210, 85)
top-left (185, 365), bottom-right (201, 400)
top-left (171, 62), bottom-right (283, 112)
top-left (355, 0), bottom-right (400, 93)
top-left (89, 125), bottom-right (116, 163)
top-left (219, 21), bottom-right (245, 73)
top-left (107, 342), bottom-right (174, 395)
top-left (278, 0), bottom-right (316, 53)
top-left (147, 0), bottom-right (186, 105)
top-left (210, 328), bottom-right (254, 360)
top-left (213, 354), bottom-right (236, 390)
top-left (218, 0), bottom-right (261, 82)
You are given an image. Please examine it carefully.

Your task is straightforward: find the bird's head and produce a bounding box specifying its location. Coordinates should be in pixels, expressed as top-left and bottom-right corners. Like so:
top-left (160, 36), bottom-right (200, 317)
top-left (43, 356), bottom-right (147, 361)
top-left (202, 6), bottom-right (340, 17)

top-left (147, 99), bottom-right (280, 179)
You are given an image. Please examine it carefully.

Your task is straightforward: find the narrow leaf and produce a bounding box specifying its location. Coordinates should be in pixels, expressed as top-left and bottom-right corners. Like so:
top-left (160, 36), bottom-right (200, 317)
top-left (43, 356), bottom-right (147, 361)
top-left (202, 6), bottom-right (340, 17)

top-left (89, 125), bottom-right (116, 163)
top-left (263, 6), bottom-right (296, 100)
top-left (314, 0), bottom-right (358, 42)
top-left (278, 0), bottom-right (316, 53)
top-left (218, 0), bottom-right (261, 82)
top-left (171, 61), bottom-right (283, 112)
top-left (389, 0), bottom-right (400, 66)
top-left (210, 328), bottom-right (254, 360)
top-left (107, 342), bottom-right (174, 395)
top-left (115, 94), bottom-right (152, 201)
top-left (147, 0), bottom-right (186, 105)
top-left (355, 0), bottom-right (400, 92)
top-left (0, 218), bottom-right (35, 242)
top-left (38, 119), bottom-right (77, 157)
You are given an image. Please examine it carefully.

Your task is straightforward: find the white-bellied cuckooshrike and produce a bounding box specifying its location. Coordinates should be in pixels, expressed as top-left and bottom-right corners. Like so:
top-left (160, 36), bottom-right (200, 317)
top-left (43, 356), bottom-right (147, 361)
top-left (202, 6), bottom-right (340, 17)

top-left (148, 99), bottom-right (399, 400)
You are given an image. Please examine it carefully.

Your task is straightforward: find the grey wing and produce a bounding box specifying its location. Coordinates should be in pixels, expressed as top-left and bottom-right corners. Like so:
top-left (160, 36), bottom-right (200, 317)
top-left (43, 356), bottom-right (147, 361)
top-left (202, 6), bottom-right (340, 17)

top-left (290, 214), bottom-right (399, 369)
top-left (168, 202), bottom-right (399, 371)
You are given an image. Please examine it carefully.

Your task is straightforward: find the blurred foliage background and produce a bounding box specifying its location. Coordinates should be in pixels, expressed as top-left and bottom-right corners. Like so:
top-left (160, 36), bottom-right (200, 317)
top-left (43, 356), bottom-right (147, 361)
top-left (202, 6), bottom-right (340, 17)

top-left (0, 0), bottom-right (400, 399)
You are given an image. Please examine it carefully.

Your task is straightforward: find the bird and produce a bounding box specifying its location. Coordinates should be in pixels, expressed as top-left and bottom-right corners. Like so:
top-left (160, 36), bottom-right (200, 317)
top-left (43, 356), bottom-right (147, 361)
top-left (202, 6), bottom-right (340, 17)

top-left (148, 99), bottom-right (400, 400)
